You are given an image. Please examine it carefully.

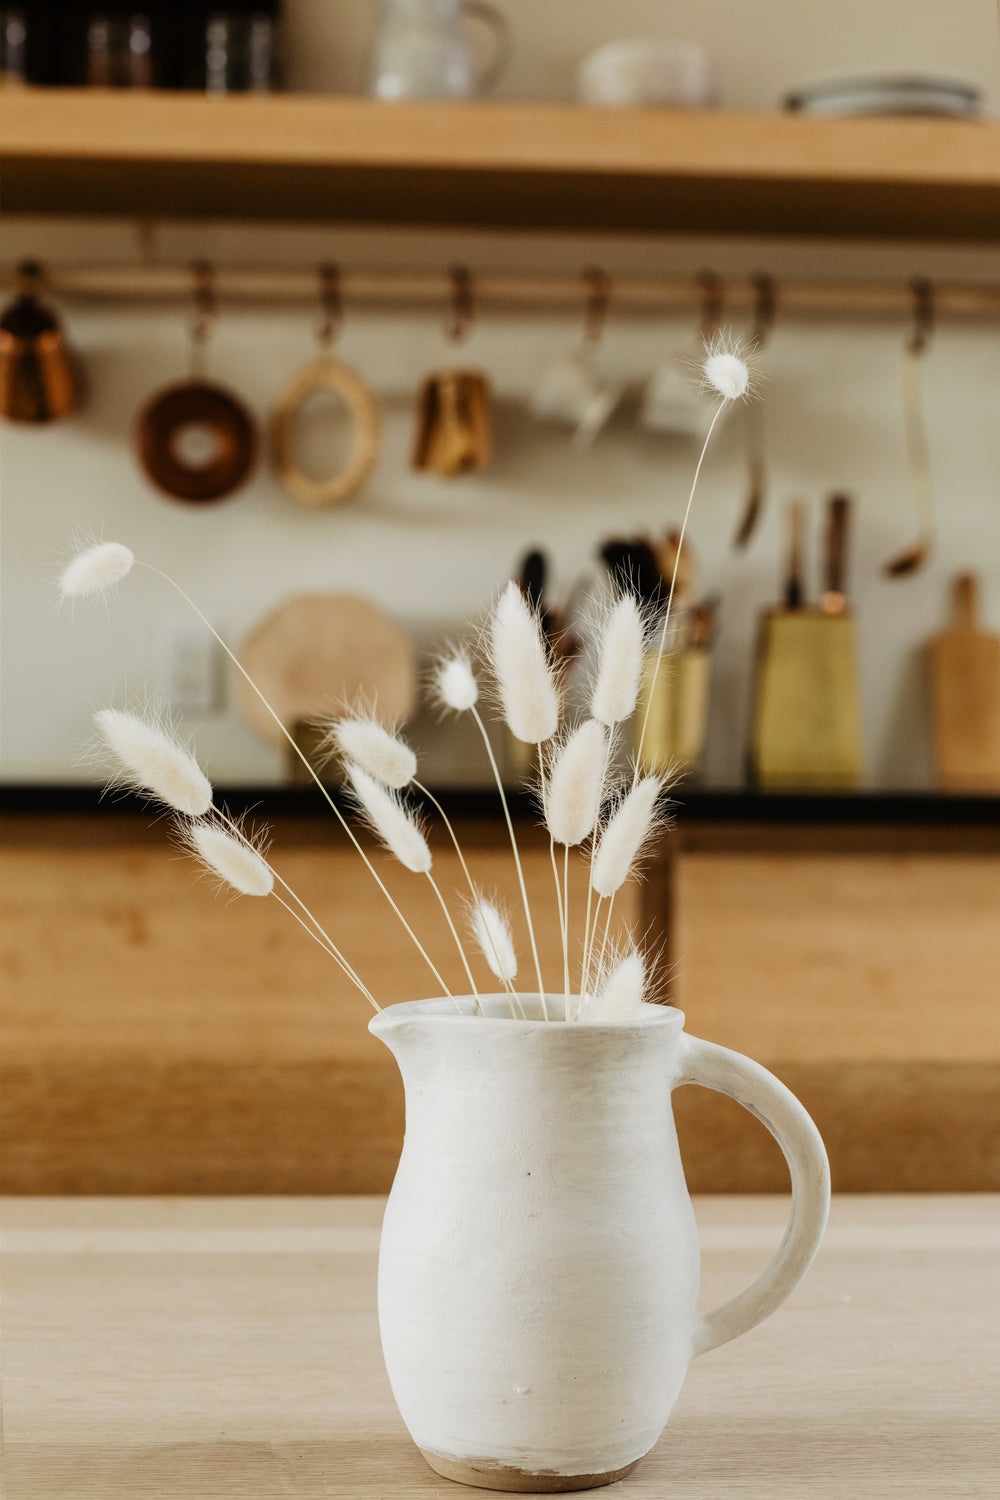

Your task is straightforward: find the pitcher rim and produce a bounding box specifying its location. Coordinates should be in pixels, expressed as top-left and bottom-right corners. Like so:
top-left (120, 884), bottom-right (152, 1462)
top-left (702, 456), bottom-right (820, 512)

top-left (369, 995), bottom-right (686, 1035)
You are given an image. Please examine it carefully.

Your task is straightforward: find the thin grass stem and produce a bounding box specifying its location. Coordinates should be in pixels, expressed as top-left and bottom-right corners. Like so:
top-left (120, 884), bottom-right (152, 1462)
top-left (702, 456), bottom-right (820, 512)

top-left (271, 893), bottom-right (380, 1011)
top-left (213, 808), bottom-right (371, 996)
top-left (471, 705), bottom-right (547, 1018)
top-left (562, 841), bottom-right (571, 1019)
top-left (415, 779), bottom-right (517, 1017)
top-left (136, 561), bottom-right (452, 998)
top-left (578, 739), bottom-right (613, 996)
top-left (633, 400), bottom-right (725, 777)
top-left (426, 871), bottom-right (479, 1013)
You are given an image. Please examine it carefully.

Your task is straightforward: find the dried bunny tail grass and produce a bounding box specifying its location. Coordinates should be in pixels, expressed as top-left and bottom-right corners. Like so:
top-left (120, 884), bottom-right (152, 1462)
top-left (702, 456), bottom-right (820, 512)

top-left (319, 713), bottom-right (417, 789)
top-left (94, 706), bottom-right (213, 817)
top-left (591, 773), bottom-right (671, 898)
top-left (470, 897), bottom-right (518, 985)
top-left (59, 537), bottom-right (135, 600)
top-left (700, 331), bottom-right (755, 403)
top-left (346, 762), bottom-right (431, 875)
top-left (591, 949), bottom-right (647, 1021)
top-left (590, 591), bottom-right (650, 727)
top-left (487, 580), bottom-right (560, 745)
top-left (183, 819), bottom-right (274, 897)
top-left (433, 649), bottom-right (479, 713)
top-left (545, 718), bottom-right (608, 848)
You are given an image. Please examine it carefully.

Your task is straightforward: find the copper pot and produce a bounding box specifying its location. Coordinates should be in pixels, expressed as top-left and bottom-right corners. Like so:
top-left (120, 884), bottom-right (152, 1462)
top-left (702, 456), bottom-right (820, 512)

top-left (0, 261), bottom-right (83, 423)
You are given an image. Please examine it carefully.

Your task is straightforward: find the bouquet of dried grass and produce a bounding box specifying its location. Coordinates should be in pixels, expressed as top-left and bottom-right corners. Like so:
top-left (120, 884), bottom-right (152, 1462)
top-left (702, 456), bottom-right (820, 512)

top-left (60, 342), bottom-right (750, 1022)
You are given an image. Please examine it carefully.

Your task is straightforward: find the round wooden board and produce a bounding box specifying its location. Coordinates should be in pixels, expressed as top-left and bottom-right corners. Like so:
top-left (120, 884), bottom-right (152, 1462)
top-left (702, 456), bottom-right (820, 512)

top-left (238, 593), bottom-right (417, 747)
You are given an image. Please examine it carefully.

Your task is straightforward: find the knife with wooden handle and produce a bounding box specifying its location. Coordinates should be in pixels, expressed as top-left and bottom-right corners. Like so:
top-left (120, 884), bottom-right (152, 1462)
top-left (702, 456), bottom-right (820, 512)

top-left (784, 500), bottom-right (806, 611)
top-left (822, 493), bottom-right (850, 615)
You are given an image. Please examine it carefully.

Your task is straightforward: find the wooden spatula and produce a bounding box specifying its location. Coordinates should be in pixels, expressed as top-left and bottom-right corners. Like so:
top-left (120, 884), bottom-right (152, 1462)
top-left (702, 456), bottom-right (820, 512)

top-left (929, 574), bottom-right (1000, 791)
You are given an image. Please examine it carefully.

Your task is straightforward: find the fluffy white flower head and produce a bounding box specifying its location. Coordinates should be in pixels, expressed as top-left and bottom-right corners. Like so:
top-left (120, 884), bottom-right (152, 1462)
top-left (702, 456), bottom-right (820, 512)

top-left (328, 716), bottom-right (416, 790)
top-left (595, 951), bottom-right (647, 1020)
top-left (470, 897), bottom-right (518, 984)
top-left (545, 719), bottom-right (608, 848)
top-left (436, 652), bottom-right (479, 713)
top-left (591, 593), bottom-right (647, 727)
top-left (60, 541), bottom-right (134, 599)
top-left (346, 762), bottom-right (431, 875)
top-left (488, 581), bottom-right (559, 745)
top-left (94, 707), bottom-right (213, 817)
top-left (186, 822), bottom-right (274, 898)
top-left (702, 335), bottom-right (750, 402)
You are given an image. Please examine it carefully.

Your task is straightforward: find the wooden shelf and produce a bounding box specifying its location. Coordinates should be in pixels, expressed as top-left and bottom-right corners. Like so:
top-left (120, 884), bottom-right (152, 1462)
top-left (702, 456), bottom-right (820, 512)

top-left (3, 90), bottom-right (999, 238)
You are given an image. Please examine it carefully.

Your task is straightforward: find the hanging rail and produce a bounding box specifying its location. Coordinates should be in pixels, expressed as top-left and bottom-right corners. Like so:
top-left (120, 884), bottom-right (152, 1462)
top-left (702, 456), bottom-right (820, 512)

top-left (2, 263), bottom-right (999, 320)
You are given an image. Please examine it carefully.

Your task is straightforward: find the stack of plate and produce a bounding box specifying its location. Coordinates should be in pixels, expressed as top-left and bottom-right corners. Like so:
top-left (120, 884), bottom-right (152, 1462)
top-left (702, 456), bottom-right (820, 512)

top-left (784, 74), bottom-right (981, 119)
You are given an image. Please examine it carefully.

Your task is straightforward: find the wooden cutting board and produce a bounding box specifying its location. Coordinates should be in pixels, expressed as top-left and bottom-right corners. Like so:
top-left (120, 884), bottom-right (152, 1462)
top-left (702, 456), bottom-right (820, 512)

top-left (238, 593), bottom-right (417, 753)
top-left (929, 573), bottom-right (1000, 791)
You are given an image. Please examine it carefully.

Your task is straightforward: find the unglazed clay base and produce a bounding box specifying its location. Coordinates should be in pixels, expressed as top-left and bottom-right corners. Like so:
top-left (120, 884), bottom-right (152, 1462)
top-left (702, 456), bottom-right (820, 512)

top-left (419, 1448), bottom-right (642, 1492)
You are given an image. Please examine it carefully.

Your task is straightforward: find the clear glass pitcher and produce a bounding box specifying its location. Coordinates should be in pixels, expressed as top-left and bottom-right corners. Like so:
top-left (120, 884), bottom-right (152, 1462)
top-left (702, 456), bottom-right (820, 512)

top-left (371, 994), bottom-right (831, 1491)
top-left (368, 0), bottom-right (510, 99)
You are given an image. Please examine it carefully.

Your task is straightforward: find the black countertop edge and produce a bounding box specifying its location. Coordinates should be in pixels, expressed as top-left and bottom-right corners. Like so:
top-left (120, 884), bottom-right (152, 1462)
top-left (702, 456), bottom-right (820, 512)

top-left (2, 784), bottom-right (999, 825)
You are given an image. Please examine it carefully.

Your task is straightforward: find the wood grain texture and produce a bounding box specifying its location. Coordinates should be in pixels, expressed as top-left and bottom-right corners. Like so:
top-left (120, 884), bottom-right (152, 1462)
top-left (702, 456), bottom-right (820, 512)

top-left (4, 817), bottom-right (999, 1193)
top-left (3, 1195), bottom-right (998, 1498)
top-left (3, 92), bottom-right (999, 236)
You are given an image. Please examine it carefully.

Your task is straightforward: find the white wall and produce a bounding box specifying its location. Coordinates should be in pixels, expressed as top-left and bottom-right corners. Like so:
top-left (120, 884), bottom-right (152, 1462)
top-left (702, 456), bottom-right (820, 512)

top-left (3, 214), bottom-right (998, 790)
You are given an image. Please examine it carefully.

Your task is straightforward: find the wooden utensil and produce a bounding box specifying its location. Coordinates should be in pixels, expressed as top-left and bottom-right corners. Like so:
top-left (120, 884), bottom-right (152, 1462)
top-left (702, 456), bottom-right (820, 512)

top-left (238, 594), bottom-right (417, 780)
top-left (784, 499), bottom-right (806, 610)
top-left (751, 494), bottom-right (863, 789)
top-left (928, 573), bottom-right (1000, 791)
top-left (271, 264), bottom-right (380, 509)
top-left (732, 273), bottom-right (775, 550)
top-left (884, 280), bottom-right (935, 578)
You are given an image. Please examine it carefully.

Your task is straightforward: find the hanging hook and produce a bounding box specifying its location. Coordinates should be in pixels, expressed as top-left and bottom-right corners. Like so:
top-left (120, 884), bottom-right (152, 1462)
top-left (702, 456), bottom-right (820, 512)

top-left (908, 277), bottom-right (934, 356)
top-left (317, 261), bottom-right (342, 349)
top-left (445, 264), bottom-right (474, 343)
top-left (696, 270), bottom-right (723, 342)
top-left (750, 272), bottom-right (777, 350)
top-left (581, 266), bottom-right (611, 348)
top-left (189, 259), bottom-right (217, 377)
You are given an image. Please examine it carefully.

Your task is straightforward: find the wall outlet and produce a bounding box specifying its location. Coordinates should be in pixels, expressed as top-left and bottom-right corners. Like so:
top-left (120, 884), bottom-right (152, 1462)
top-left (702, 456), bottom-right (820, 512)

top-left (160, 625), bottom-right (221, 715)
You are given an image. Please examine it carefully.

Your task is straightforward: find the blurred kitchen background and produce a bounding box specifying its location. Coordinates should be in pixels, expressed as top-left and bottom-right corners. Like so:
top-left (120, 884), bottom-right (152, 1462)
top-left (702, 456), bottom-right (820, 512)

top-left (2, 0), bottom-right (998, 1197)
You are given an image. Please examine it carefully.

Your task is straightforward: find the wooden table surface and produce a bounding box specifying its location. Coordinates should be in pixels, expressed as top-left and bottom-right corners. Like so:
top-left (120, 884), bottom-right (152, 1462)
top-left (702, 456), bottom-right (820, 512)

top-left (3, 1195), bottom-right (997, 1499)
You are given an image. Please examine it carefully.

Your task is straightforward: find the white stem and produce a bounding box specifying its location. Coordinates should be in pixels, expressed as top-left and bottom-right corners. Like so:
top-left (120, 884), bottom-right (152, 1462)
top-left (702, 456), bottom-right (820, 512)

top-left (595, 893), bottom-right (616, 981)
top-left (213, 807), bottom-right (371, 996)
top-left (272, 894), bottom-right (380, 1011)
top-left (563, 841), bottom-right (571, 1019)
top-left (415, 779), bottom-right (517, 1017)
top-left (471, 706), bottom-right (547, 1019)
top-left (136, 561), bottom-right (452, 998)
top-left (538, 752), bottom-right (566, 1021)
top-left (426, 871), bottom-right (478, 1013)
top-left (583, 892), bottom-right (604, 995)
top-left (633, 400), bottom-right (725, 777)
top-left (579, 740), bottom-right (613, 996)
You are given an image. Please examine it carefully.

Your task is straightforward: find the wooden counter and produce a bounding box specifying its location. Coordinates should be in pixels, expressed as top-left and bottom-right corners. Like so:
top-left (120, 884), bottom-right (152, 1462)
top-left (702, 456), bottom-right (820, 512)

top-left (3, 800), bottom-right (1000, 1194)
top-left (3, 1194), bottom-right (997, 1498)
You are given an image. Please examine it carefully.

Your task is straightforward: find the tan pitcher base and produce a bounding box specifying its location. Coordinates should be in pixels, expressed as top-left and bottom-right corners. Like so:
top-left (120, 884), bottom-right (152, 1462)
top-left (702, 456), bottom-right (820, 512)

top-left (419, 1447), bottom-right (643, 1492)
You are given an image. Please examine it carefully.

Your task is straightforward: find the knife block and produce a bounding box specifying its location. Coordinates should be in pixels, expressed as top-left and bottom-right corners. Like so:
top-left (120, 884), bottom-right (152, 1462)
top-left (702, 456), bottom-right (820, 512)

top-left (635, 650), bottom-right (712, 776)
top-left (750, 609), bottom-right (863, 790)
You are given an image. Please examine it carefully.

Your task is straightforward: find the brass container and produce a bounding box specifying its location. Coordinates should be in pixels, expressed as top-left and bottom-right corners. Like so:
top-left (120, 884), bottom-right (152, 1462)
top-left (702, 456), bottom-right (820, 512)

top-left (0, 262), bottom-right (83, 423)
top-left (635, 650), bottom-right (712, 777)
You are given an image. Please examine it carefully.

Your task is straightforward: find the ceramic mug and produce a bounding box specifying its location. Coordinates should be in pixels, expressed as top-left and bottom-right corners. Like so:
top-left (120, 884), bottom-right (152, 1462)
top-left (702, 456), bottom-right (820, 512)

top-left (530, 349), bottom-right (625, 448)
top-left (372, 994), bottom-right (830, 1492)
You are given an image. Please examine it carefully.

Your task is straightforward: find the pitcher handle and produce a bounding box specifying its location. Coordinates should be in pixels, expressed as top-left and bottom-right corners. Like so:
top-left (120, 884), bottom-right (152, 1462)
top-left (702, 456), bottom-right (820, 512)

top-left (460, 1), bottom-right (512, 93)
top-left (675, 1033), bottom-right (831, 1358)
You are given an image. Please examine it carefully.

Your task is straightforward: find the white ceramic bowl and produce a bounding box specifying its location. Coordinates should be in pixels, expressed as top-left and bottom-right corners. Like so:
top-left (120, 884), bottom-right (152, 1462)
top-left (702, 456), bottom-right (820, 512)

top-left (577, 38), bottom-right (712, 109)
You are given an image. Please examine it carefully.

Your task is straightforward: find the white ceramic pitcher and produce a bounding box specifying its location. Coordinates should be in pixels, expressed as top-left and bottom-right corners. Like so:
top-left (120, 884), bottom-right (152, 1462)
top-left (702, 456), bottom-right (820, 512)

top-left (371, 995), bottom-right (830, 1492)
